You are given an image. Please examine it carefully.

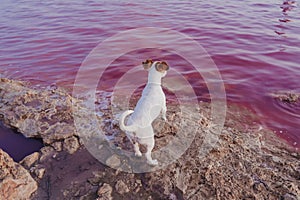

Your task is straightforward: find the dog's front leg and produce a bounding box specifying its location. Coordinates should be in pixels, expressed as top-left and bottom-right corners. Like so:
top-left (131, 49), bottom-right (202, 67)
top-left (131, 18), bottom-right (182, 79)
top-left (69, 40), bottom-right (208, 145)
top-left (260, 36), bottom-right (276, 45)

top-left (140, 136), bottom-right (158, 166)
top-left (161, 104), bottom-right (167, 121)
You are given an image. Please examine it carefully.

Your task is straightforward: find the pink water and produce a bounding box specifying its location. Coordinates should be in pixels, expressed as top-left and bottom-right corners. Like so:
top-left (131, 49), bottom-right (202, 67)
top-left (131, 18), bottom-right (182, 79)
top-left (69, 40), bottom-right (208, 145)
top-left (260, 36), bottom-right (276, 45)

top-left (0, 0), bottom-right (299, 153)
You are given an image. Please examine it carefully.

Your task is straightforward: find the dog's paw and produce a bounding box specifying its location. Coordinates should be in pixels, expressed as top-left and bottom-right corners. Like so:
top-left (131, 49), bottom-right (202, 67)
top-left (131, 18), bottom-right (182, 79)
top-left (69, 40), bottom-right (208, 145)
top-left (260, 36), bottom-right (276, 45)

top-left (135, 152), bottom-right (142, 157)
top-left (147, 159), bottom-right (158, 166)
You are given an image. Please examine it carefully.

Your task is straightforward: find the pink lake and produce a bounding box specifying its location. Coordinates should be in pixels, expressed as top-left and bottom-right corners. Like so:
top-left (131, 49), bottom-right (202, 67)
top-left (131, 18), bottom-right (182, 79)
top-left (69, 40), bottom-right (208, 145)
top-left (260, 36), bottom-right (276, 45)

top-left (0, 0), bottom-right (299, 160)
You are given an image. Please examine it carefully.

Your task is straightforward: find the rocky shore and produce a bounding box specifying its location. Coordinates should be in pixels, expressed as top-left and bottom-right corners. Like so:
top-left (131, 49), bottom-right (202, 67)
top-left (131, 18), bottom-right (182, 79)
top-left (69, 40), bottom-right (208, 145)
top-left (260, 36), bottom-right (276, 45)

top-left (0, 78), bottom-right (299, 200)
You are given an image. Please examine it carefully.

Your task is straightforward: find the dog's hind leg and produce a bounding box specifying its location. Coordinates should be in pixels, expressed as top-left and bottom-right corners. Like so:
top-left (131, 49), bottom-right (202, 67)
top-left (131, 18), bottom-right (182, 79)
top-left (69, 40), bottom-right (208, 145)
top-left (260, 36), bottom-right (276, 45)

top-left (145, 137), bottom-right (158, 165)
top-left (126, 132), bottom-right (142, 157)
top-left (140, 131), bottom-right (158, 166)
top-left (133, 142), bottom-right (142, 157)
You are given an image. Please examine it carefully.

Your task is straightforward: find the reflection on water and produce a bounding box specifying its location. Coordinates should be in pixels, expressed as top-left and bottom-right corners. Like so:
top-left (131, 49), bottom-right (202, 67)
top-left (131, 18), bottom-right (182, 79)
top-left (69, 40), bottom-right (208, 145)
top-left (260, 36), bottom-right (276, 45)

top-left (281, 0), bottom-right (297, 13)
top-left (276, 0), bottom-right (297, 35)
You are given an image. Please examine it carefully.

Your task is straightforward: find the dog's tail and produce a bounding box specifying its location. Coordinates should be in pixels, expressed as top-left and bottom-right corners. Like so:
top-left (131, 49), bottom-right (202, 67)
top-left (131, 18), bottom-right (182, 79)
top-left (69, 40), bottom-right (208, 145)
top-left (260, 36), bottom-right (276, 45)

top-left (119, 110), bottom-right (137, 132)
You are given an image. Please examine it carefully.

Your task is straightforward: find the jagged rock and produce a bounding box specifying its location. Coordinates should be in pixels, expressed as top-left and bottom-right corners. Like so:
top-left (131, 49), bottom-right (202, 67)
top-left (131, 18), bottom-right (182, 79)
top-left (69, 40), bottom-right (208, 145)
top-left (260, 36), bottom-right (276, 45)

top-left (97, 183), bottom-right (113, 200)
top-left (271, 91), bottom-right (299, 103)
top-left (169, 193), bottom-right (177, 200)
top-left (88, 171), bottom-right (106, 186)
top-left (282, 193), bottom-right (298, 200)
top-left (106, 154), bottom-right (121, 168)
top-left (51, 141), bottom-right (63, 151)
top-left (20, 152), bottom-right (40, 169)
top-left (0, 78), bottom-right (78, 145)
top-left (1, 78), bottom-right (300, 199)
top-left (0, 149), bottom-right (37, 200)
top-left (39, 146), bottom-right (56, 163)
top-left (43, 123), bottom-right (76, 144)
top-left (33, 167), bottom-right (46, 179)
top-left (141, 105), bottom-right (300, 200)
top-left (63, 136), bottom-right (80, 154)
top-left (115, 180), bottom-right (129, 195)
top-left (175, 170), bottom-right (189, 194)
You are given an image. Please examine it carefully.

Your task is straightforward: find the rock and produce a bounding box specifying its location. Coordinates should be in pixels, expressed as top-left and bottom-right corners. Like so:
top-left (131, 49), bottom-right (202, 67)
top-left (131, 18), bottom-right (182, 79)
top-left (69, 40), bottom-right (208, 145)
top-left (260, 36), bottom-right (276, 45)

top-left (0, 150), bottom-right (16, 180)
top-left (17, 118), bottom-right (40, 138)
top-left (282, 193), bottom-right (298, 200)
top-left (33, 167), bottom-right (46, 179)
top-left (115, 180), bottom-right (129, 195)
top-left (63, 136), bottom-right (80, 154)
top-left (141, 104), bottom-right (300, 200)
top-left (97, 183), bottom-right (113, 200)
top-left (0, 149), bottom-right (37, 200)
top-left (106, 154), bottom-right (121, 168)
top-left (169, 193), bottom-right (177, 200)
top-left (43, 123), bottom-right (76, 144)
top-left (0, 78), bottom-right (79, 145)
top-left (51, 141), bottom-right (63, 151)
top-left (175, 170), bottom-right (189, 194)
top-left (88, 171), bottom-right (106, 186)
top-left (39, 146), bottom-right (56, 163)
top-left (271, 156), bottom-right (281, 163)
top-left (271, 91), bottom-right (299, 103)
top-left (1, 78), bottom-right (300, 200)
top-left (20, 152), bottom-right (40, 168)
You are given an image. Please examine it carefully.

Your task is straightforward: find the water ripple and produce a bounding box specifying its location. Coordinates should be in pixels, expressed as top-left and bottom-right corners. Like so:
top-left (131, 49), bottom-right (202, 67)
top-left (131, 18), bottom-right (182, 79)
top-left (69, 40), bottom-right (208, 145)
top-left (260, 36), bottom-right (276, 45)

top-left (0, 0), bottom-right (299, 147)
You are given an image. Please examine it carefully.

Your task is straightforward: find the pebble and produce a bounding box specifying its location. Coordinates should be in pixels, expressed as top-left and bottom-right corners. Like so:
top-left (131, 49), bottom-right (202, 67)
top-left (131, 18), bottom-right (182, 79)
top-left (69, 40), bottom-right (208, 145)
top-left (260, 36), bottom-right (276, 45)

top-left (63, 136), bottom-right (80, 154)
top-left (35, 168), bottom-right (46, 179)
top-left (115, 180), bottom-right (130, 195)
top-left (97, 183), bottom-right (113, 200)
top-left (20, 152), bottom-right (40, 168)
top-left (51, 141), bottom-right (63, 151)
top-left (106, 154), bottom-right (121, 168)
top-left (282, 193), bottom-right (298, 200)
top-left (293, 142), bottom-right (297, 146)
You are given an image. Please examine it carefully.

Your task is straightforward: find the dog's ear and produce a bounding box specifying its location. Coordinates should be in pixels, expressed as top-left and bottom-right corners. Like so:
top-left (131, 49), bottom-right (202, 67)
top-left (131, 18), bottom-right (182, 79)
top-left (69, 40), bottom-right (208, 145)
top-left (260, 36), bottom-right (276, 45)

top-left (155, 61), bottom-right (169, 72)
top-left (142, 59), bottom-right (153, 70)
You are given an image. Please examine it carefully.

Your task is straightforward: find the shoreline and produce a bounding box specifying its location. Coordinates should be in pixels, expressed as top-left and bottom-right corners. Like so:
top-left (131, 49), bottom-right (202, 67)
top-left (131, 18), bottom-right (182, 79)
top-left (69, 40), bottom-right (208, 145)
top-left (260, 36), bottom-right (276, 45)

top-left (0, 78), bottom-right (299, 199)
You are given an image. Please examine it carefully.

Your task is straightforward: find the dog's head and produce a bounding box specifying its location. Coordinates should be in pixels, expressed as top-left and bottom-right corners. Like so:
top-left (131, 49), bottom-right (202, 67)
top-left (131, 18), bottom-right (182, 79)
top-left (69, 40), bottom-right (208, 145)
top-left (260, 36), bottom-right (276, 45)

top-left (154, 61), bottom-right (169, 73)
top-left (142, 59), bottom-right (169, 75)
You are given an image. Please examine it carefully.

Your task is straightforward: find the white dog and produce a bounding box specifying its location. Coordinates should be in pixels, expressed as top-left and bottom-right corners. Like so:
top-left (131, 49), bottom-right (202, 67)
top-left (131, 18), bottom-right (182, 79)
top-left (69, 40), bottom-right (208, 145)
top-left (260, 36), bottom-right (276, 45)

top-left (119, 59), bottom-right (169, 165)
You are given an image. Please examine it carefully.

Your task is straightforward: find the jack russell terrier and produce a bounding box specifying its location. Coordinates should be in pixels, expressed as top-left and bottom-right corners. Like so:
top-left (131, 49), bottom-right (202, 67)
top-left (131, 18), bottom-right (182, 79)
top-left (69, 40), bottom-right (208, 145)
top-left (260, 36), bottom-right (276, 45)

top-left (119, 59), bottom-right (169, 165)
